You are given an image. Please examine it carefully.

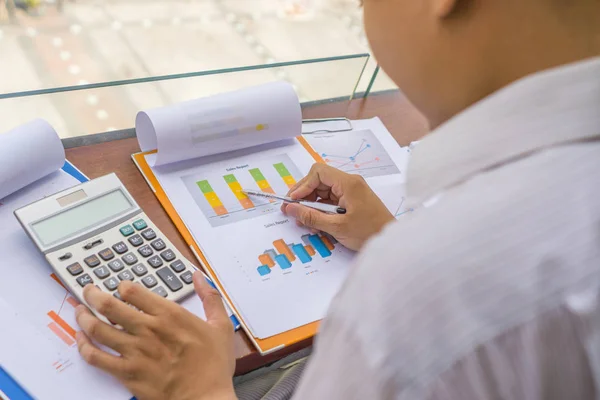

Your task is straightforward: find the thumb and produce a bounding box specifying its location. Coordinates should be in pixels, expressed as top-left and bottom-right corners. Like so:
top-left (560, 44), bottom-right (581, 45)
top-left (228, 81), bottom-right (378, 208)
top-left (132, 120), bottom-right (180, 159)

top-left (286, 203), bottom-right (338, 233)
top-left (193, 271), bottom-right (230, 328)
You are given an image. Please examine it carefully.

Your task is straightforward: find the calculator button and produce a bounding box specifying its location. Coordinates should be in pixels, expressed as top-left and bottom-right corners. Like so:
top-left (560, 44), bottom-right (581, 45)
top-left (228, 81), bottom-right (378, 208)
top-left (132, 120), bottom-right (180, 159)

top-left (138, 245), bottom-right (153, 258)
top-left (58, 252), bottom-right (72, 261)
top-left (128, 234), bottom-right (144, 247)
top-left (118, 270), bottom-right (135, 281)
top-left (142, 275), bottom-right (158, 288)
top-left (157, 267), bottom-right (183, 292)
top-left (133, 219), bottom-right (148, 231)
top-left (84, 255), bottom-right (101, 268)
top-left (160, 249), bottom-right (176, 262)
top-left (84, 239), bottom-right (103, 250)
top-left (112, 241), bottom-right (128, 254)
top-left (76, 274), bottom-right (93, 287)
top-left (150, 238), bottom-right (166, 251)
top-left (170, 260), bottom-right (186, 273)
top-left (152, 286), bottom-right (168, 298)
top-left (103, 277), bottom-right (120, 291)
top-left (119, 225), bottom-right (135, 236)
top-left (93, 266), bottom-right (111, 279)
top-left (147, 255), bottom-right (163, 268)
top-left (113, 291), bottom-right (124, 301)
top-left (180, 271), bottom-right (193, 284)
top-left (66, 262), bottom-right (83, 276)
top-left (98, 248), bottom-right (115, 261)
top-left (132, 264), bottom-right (148, 277)
top-left (108, 259), bottom-right (125, 272)
top-left (141, 228), bottom-right (156, 241)
top-left (122, 252), bottom-right (139, 265)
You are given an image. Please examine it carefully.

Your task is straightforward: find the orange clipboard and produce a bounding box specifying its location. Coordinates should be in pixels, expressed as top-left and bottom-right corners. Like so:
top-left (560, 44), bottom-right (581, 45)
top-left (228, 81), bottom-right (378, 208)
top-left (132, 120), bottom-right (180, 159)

top-left (131, 136), bottom-right (325, 355)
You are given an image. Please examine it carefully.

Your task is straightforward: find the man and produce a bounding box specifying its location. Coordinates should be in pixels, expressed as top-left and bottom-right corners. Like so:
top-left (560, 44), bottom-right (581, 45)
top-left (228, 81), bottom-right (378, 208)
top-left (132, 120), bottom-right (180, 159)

top-left (74, 0), bottom-right (600, 399)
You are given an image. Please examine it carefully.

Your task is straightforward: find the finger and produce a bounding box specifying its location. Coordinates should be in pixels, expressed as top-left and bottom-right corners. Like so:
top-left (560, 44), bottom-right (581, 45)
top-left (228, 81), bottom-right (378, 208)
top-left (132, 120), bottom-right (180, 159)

top-left (76, 330), bottom-right (129, 377)
top-left (192, 272), bottom-right (231, 329)
top-left (75, 305), bottom-right (133, 355)
top-left (83, 284), bottom-right (148, 331)
top-left (116, 280), bottom-right (171, 316)
top-left (285, 203), bottom-right (339, 233)
top-left (289, 164), bottom-right (336, 200)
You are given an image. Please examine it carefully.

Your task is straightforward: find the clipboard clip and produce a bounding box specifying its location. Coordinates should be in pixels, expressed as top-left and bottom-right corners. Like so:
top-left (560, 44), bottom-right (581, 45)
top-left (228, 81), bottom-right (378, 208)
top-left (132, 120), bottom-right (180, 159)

top-left (301, 118), bottom-right (353, 134)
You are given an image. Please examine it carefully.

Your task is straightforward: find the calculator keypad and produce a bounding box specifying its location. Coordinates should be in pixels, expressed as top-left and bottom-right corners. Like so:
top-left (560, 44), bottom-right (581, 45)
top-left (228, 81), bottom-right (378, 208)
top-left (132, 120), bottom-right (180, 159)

top-left (51, 215), bottom-right (196, 321)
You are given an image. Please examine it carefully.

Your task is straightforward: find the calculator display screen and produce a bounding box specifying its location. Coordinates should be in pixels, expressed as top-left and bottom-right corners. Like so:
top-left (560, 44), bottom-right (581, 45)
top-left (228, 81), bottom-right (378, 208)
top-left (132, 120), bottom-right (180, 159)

top-left (32, 190), bottom-right (133, 246)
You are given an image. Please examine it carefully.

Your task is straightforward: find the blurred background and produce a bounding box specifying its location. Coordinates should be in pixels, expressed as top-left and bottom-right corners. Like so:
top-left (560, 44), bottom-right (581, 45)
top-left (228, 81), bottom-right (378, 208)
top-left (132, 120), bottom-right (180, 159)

top-left (0, 0), bottom-right (396, 137)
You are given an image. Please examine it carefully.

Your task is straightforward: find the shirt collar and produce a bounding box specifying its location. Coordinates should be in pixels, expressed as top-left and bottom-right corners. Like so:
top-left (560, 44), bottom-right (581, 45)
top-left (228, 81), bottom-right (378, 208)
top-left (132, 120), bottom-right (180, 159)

top-left (407, 56), bottom-right (600, 203)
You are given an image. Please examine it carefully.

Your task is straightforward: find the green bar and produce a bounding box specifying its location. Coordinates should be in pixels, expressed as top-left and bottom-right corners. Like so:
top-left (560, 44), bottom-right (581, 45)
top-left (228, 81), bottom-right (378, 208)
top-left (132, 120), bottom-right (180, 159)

top-left (223, 174), bottom-right (237, 184)
top-left (273, 163), bottom-right (291, 177)
top-left (249, 168), bottom-right (266, 181)
top-left (197, 180), bottom-right (214, 194)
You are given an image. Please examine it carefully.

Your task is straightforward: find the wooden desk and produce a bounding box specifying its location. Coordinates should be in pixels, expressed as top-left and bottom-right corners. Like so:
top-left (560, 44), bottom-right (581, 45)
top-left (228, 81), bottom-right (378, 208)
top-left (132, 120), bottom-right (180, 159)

top-left (64, 90), bottom-right (428, 375)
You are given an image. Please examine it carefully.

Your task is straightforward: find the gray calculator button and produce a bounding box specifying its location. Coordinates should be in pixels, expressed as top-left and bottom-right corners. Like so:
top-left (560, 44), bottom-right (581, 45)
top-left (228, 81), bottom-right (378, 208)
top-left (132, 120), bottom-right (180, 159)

top-left (76, 274), bottom-right (93, 287)
top-left (142, 275), bottom-right (158, 288)
top-left (141, 228), bottom-right (156, 241)
top-left (170, 260), bottom-right (186, 273)
top-left (132, 263), bottom-right (148, 277)
top-left (118, 270), bottom-right (135, 281)
top-left (93, 266), bottom-right (111, 279)
top-left (122, 252), bottom-right (138, 265)
top-left (180, 270), bottom-right (193, 284)
top-left (157, 267), bottom-right (183, 292)
top-left (66, 262), bottom-right (83, 276)
top-left (104, 277), bottom-right (120, 291)
top-left (84, 255), bottom-right (101, 268)
top-left (160, 249), bottom-right (176, 262)
top-left (150, 238), bottom-right (166, 251)
top-left (128, 234), bottom-right (144, 247)
top-left (108, 259), bottom-right (125, 272)
top-left (98, 248), bottom-right (115, 261)
top-left (147, 255), bottom-right (163, 268)
top-left (113, 291), bottom-right (124, 301)
top-left (138, 245), bottom-right (153, 258)
top-left (152, 286), bottom-right (168, 298)
top-left (112, 242), bottom-right (128, 254)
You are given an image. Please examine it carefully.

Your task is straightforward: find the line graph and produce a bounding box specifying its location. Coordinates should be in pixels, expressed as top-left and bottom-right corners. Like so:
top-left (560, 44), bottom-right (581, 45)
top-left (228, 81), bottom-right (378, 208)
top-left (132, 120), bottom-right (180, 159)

top-left (306, 129), bottom-right (400, 178)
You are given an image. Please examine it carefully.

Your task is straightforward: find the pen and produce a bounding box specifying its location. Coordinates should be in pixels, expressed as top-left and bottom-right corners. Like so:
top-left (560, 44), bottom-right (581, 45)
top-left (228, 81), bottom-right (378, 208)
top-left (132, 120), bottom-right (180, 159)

top-left (242, 189), bottom-right (347, 215)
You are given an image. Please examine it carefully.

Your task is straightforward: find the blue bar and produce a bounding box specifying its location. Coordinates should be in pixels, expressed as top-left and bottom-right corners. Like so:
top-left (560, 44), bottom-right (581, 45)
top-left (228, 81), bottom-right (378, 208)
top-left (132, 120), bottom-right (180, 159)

top-left (257, 265), bottom-right (271, 276)
top-left (309, 234), bottom-right (331, 258)
top-left (0, 367), bottom-right (33, 400)
top-left (275, 254), bottom-right (292, 269)
top-left (292, 244), bottom-right (312, 263)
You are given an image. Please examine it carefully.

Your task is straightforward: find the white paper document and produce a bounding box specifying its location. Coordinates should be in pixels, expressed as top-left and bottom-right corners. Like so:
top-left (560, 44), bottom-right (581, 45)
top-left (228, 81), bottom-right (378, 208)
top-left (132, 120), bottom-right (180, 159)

top-left (0, 119), bottom-right (65, 200)
top-left (136, 81), bottom-right (302, 167)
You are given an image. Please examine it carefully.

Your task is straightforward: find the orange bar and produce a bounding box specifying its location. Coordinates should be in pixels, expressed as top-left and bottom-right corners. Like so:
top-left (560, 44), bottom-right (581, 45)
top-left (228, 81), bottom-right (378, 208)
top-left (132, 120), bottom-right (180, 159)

top-left (321, 235), bottom-right (335, 251)
top-left (213, 205), bottom-right (228, 216)
top-left (273, 239), bottom-right (296, 262)
top-left (50, 273), bottom-right (67, 290)
top-left (48, 311), bottom-right (77, 339)
top-left (259, 254), bottom-right (275, 268)
top-left (305, 245), bottom-right (316, 256)
top-left (66, 297), bottom-right (81, 308)
top-left (239, 198), bottom-right (255, 209)
top-left (48, 322), bottom-right (75, 346)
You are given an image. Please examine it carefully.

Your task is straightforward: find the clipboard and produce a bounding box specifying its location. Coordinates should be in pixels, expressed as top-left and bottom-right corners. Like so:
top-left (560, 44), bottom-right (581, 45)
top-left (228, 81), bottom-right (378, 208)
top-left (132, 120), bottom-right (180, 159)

top-left (132, 135), bottom-right (327, 355)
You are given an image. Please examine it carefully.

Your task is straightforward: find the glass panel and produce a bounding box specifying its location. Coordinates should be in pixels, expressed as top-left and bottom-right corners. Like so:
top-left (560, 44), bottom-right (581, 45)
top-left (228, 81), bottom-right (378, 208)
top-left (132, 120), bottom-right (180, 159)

top-left (0, 55), bottom-right (369, 137)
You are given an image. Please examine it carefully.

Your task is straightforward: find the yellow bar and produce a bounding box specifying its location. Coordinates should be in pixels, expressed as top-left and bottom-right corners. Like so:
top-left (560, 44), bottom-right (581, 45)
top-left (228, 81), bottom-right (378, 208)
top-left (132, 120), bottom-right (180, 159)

top-left (283, 176), bottom-right (296, 186)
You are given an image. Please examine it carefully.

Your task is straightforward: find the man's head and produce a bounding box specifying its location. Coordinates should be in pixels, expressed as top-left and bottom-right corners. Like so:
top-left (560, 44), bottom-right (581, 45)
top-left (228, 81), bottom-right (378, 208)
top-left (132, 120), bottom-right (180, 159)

top-left (363, 0), bottom-right (600, 128)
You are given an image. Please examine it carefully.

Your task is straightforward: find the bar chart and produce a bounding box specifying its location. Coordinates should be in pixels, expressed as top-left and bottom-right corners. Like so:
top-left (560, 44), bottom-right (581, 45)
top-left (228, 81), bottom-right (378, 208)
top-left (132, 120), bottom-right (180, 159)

top-left (47, 273), bottom-right (79, 347)
top-left (182, 154), bottom-right (303, 227)
top-left (256, 232), bottom-right (338, 276)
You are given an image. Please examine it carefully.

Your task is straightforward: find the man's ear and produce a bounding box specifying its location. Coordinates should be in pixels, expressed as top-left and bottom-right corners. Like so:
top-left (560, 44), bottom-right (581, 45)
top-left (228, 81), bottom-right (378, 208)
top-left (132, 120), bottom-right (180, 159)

top-left (433, 0), bottom-right (459, 18)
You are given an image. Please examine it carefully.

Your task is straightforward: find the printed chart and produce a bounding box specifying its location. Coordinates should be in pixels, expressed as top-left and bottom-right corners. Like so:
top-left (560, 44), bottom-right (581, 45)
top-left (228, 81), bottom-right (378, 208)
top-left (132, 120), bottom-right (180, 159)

top-left (47, 273), bottom-right (80, 351)
top-left (373, 183), bottom-right (415, 219)
top-left (182, 154), bottom-right (302, 227)
top-left (256, 232), bottom-right (337, 277)
top-left (305, 129), bottom-right (400, 178)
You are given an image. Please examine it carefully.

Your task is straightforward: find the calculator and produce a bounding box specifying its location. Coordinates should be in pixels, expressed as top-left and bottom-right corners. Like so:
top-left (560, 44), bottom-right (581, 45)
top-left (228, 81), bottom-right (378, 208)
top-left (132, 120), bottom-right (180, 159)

top-left (14, 173), bottom-right (196, 323)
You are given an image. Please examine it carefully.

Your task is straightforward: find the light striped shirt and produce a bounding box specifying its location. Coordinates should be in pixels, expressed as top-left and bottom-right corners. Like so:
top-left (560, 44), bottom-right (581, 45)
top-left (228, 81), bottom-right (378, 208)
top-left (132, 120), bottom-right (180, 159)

top-left (293, 56), bottom-right (600, 399)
